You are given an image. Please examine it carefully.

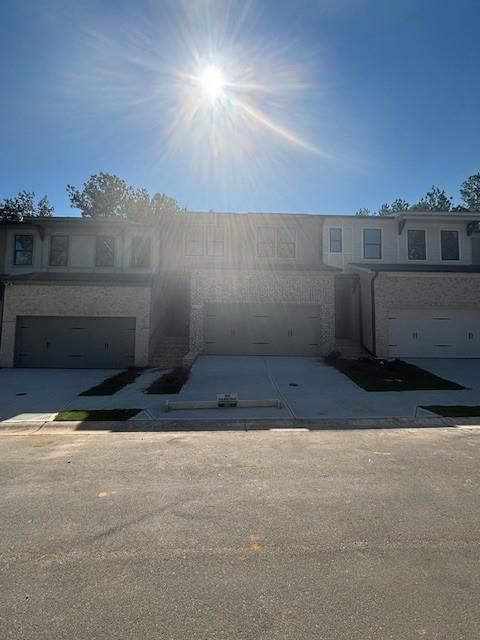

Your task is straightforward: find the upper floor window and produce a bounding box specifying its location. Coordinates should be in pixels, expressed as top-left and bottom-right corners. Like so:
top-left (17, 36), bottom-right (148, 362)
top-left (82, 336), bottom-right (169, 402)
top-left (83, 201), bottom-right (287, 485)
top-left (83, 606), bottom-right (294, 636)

top-left (329, 228), bottom-right (342, 253)
top-left (407, 229), bottom-right (426, 260)
top-left (441, 230), bottom-right (459, 261)
top-left (277, 228), bottom-right (296, 258)
top-left (49, 235), bottom-right (69, 267)
top-left (206, 227), bottom-right (224, 257)
top-left (185, 227), bottom-right (224, 257)
top-left (185, 228), bottom-right (204, 256)
top-left (131, 236), bottom-right (151, 268)
top-left (256, 227), bottom-right (296, 258)
top-left (14, 234), bottom-right (33, 266)
top-left (256, 227), bottom-right (275, 257)
top-left (363, 228), bottom-right (382, 259)
top-left (95, 235), bottom-right (115, 267)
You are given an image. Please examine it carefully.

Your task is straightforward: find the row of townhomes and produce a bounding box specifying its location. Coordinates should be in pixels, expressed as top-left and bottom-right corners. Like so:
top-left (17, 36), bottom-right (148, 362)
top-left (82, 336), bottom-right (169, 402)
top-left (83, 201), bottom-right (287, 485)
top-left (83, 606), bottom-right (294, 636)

top-left (1, 209), bottom-right (480, 368)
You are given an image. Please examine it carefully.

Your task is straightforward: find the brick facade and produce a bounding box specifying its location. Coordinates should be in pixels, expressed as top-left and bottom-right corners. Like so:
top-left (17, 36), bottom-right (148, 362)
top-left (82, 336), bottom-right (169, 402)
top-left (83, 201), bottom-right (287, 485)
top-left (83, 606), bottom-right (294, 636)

top-left (0, 283), bottom-right (151, 367)
top-left (374, 274), bottom-right (480, 357)
top-left (189, 268), bottom-right (336, 355)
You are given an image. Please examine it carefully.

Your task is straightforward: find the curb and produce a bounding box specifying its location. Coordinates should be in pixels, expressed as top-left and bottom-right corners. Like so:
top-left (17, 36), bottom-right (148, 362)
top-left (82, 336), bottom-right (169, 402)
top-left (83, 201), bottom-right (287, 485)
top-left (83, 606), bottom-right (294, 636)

top-left (0, 416), bottom-right (458, 434)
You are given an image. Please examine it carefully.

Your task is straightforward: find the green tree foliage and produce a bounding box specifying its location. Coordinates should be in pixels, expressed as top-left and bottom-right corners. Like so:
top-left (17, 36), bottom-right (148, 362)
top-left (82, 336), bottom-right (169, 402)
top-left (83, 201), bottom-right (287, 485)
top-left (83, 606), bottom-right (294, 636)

top-left (460, 173), bottom-right (480, 211)
top-left (355, 207), bottom-right (371, 216)
top-left (410, 185), bottom-right (452, 212)
top-left (67, 173), bottom-right (182, 220)
top-left (0, 191), bottom-right (54, 222)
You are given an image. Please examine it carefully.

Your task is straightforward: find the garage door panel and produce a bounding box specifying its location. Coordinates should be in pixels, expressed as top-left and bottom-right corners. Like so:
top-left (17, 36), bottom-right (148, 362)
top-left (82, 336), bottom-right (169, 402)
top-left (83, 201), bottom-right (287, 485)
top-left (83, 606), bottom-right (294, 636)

top-left (14, 316), bottom-right (136, 368)
top-left (388, 310), bottom-right (480, 358)
top-left (204, 304), bottom-right (322, 356)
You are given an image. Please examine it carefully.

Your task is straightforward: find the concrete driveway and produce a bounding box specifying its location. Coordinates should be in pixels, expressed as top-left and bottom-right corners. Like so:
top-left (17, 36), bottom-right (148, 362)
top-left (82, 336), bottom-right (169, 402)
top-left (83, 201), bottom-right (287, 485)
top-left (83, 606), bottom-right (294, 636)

top-left (0, 368), bottom-right (121, 422)
top-left (2, 357), bottom-right (480, 422)
top-left (142, 355), bottom-right (480, 421)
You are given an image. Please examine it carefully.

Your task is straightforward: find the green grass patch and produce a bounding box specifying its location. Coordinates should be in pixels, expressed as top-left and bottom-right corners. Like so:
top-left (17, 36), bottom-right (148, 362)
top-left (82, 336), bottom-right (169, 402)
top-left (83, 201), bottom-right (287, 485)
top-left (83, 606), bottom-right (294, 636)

top-left (422, 405), bottom-right (480, 417)
top-left (55, 409), bottom-right (140, 422)
top-left (145, 366), bottom-right (191, 394)
top-left (79, 368), bottom-right (143, 396)
top-left (325, 356), bottom-right (466, 392)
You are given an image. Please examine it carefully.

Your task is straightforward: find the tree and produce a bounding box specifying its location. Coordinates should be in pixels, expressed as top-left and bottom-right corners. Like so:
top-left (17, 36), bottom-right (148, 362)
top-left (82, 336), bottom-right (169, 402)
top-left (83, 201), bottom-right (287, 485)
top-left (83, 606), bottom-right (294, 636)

top-left (67, 172), bottom-right (182, 220)
top-left (355, 207), bottom-right (371, 216)
top-left (410, 185), bottom-right (452, 212)
top-left (0, 191), bottom-right (54, 222)
top-left (390, 198), bottom-right (410, 212)
top-left (460, 173), bottom-right (480, 211)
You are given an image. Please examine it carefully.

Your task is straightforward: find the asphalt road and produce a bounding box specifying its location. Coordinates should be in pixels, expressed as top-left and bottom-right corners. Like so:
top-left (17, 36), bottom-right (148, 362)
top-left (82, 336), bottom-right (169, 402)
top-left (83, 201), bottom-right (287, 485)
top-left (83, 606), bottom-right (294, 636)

top-left (1, 427), bottom-right (479, 639)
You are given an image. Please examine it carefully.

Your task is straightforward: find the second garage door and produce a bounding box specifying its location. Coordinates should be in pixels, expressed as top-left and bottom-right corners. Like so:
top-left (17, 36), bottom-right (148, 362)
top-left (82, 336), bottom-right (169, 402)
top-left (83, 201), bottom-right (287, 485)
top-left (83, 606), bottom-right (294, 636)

top-left (388, 310), bottom-right (480, 358)
top-left (204, 303), bottom-right (322, 355)
top-left (14, 316), bottom-right (136, 368)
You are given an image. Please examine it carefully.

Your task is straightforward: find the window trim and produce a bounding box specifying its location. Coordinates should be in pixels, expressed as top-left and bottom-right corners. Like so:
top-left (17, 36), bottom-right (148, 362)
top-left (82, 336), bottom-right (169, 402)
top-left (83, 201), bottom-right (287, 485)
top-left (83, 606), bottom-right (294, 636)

top-left (184, 227), bottom-right (205, 257)
top-left (440, 229), bottom-right (460, 262)
top-left (407, 228), bottom-right (427, 261)
top-left (362, 227), bottom-right (382, 260)
top-left (131, 235), bottom-right (152, 268)
top-left (256, 226), bottom-right (297, 259)
top-left (95, 235), bottom-right (115, 268)
top-left (329, 227), bottom-right (343, 253)
top-left (205, 226), bottom-right (224, 257)
top-left (13, 234), bottom-right (34, 266)
top-left (49, 234), bottom-right (70, 267)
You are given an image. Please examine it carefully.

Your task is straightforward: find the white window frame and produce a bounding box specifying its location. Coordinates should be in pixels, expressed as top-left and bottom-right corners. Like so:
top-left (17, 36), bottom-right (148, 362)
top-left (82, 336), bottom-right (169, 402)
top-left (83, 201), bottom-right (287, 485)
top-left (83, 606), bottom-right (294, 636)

top-left (185, 226), bottom-right (224, 257)
top-left (362, 227), bottom-right (382, 260)
top-left (328, 227), bottom-right (343, 253)
top-left (256, 226), bottom-right (297, 258)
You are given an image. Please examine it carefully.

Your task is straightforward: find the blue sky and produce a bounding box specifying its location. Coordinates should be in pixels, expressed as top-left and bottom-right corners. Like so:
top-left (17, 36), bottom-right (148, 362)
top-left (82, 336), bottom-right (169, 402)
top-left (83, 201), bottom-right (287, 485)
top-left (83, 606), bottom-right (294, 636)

top-left (1, 0), bottom-right (479, 216)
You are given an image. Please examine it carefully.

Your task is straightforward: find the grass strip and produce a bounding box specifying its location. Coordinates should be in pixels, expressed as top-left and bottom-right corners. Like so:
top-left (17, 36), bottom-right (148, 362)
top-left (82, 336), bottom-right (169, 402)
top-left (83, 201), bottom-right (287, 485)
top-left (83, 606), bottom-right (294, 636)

top-left (422, 405), bottom-right (480, 417)
top-left (55, 409), bottom-right (140, 421)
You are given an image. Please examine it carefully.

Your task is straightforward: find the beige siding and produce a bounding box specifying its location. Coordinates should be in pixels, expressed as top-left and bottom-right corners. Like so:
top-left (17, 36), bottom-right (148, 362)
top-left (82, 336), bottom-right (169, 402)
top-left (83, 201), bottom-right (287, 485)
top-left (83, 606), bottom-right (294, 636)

top-left (189, 268), bottom-right (336, 355)
top-left (0, 283), bottom-right (151, 367)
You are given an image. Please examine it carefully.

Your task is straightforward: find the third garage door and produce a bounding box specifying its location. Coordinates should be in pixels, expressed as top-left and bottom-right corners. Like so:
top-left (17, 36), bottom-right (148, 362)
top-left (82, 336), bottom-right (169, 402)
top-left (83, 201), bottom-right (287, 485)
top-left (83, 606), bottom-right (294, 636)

top-left (388, 310), bottom-right (480, 358)
top-left (204, 303), bottom-right (322, 356)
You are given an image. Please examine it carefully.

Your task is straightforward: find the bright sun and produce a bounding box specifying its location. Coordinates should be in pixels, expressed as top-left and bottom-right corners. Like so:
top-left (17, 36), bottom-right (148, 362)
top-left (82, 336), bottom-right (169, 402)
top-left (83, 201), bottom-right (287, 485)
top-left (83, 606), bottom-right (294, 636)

top-left (198, 65), bottom-right (225, 101)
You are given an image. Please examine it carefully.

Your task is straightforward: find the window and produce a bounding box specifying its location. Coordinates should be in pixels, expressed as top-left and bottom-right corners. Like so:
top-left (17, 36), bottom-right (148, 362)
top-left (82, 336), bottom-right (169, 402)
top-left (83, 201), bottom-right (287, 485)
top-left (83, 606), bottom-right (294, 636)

top-left (256, 227), bottom-right (296, 258)
top-left (329, 228), bottom-right (342, 253)
top-left (277, 228), bottom-right (296, 258)
top-left (185, 228), bottom-right (204, 256)
top-left (441, 230), bottom-right (459, 261)
top-left (49, 235), bottom-right (69, 267)
top-left (407, 229), bottom-right (426, 260)
top-left (363, 228), bottom-right (382, 259)
top-left (131, 236), bottom-right (151, 268)
top-left (95, 235), bottom-right (115, 267)
top-left (256, 227), bottom-right (275, 257)
top-left (14, 234), bottom-right (33, 265)
top-left (206, 227), bottom-right (224, 257)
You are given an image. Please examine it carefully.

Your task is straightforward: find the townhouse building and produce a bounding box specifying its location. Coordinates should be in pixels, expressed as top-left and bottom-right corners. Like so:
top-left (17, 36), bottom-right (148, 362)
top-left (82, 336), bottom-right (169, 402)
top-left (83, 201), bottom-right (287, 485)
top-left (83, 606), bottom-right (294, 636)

top-left (0, 209), bottom-right (479, 368)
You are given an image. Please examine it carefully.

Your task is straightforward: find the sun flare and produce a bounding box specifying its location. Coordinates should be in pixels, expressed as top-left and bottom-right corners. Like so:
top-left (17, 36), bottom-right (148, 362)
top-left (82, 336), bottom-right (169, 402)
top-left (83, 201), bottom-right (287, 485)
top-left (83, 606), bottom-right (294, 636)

top-left (198, 65), bottom-right (225, 101)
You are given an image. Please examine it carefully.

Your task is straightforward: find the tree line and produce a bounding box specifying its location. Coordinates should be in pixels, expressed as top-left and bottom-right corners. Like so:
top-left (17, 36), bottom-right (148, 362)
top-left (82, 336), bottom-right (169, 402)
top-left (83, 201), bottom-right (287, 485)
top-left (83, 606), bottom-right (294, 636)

top-left (0, 173), bottom-right (183, 222)
top-left (1, 170), bottom-right (480, 222)
top-left (355, 173), bottom-right (480, 216)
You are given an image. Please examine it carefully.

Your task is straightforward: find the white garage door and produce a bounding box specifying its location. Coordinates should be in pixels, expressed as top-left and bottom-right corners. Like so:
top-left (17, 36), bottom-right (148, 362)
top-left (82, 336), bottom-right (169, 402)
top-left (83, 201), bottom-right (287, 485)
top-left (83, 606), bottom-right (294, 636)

top-left (388, 310), bottom-right (480, 358)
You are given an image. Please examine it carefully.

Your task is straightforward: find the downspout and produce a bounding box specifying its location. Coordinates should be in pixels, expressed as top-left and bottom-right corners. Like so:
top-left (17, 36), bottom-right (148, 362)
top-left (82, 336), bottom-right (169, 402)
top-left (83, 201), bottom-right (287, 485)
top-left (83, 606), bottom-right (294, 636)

top-left (371, 271), bottom-right (379, 357)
